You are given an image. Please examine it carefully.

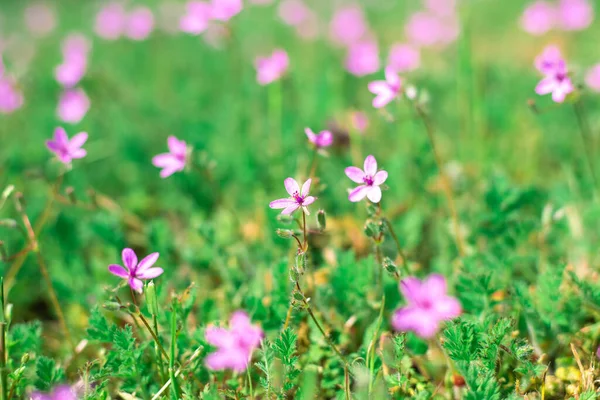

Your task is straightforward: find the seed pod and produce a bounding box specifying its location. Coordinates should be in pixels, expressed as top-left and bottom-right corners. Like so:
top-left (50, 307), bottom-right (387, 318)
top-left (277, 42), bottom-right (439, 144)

top-left (317, 210), bottom-right (326, 230)
top-left (103, 301), bottom-right (122, 311)
top-left (146, 281), bottom-right (159, 316)
top-left (289, 267), bottom-right (300, 282)
top-left (276, 229), bottom-right (294, 239)
top-left (382, 257), bottom-right (397, 274)
top-left (364, 221), bottom-right (378, 237)
top-left (295, 252), bottom-right (307, 274)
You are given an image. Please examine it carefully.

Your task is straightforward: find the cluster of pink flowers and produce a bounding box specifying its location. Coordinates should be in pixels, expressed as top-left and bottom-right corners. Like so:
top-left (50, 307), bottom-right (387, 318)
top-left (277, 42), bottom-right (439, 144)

top-left (56, 34), bottom-right (91, 124)
top-left (405, 0), bottom-right (460, 49)
top-left (0, 55), bottom-right (24, 114)
top-left (95, 2), bottom-right (155, 41)
top-left (534, 46), bottom-right (574, 103)
top-left (521, 0), bottom-right (594, 35)
top-left (179, 0), bottom-right (242, 35)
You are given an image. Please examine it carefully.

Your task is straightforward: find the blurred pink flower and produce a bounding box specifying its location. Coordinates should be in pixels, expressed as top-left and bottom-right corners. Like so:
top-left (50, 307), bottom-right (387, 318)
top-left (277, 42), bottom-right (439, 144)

top-left (345, 40), bottom-right (379, 76)
top-left (305, 127), bottom-right (333, 148)
top-left (204, 23), bottom-right (229, 48)
top-left (392, 274), bottom-right (461, 339)
top-left (585, 64), bottom-right (600, 92)
top-left (62, 33), bottom-right (92, 61)
top-left (296, 11), bottom-right (319, 40)
top-left (180, 2), bottom-right (212, 34)
top-left (351, 111), bottom-right (368, 133)
top-left (535, 45), bottom-right (563, 74)
top-left (405, 12), bottom-right (442, 47)
top-left (55, 59), bottom-right (87, 88)
top-left (535, 53), bottom-right (574, 103)
top-left (249, 0), bottom-right (273, 4)
top-left (558, 0), bottom-right (594, 30)
top-left (125, 7), bottom-right (155, 40)
top-left (205, 311), bottom-right (263, 372)
top-left (345, 155), bottom-right (388, 203)
top-left (255, 49), bottom-right (289, 85)
top-left (24, 3), bottom-right (56, 37)
top-left (278, 0), bottom-right (309, 26)
top-left (0, 77), bottom-right (24, 114)
top-left (424, 0), bottom-right (457, 17)
top-left (388, 43), bottom-right (420, 73)
top-left (108, 248), bottom-right (163, 293)
top-left (57, 88), bottom-right (90, 124)
top-left (31, 385), bottom-right (78, 400)
top-left (330, 6), bottom-right (367, 46)
top-left (152, 136), bottom-right (189, 178)
top-left (95, 3), bottom-right (127, 40)
top-left (521, 1), bottom-right (557, 35)
top-left (269, 178), bottom-right (316, 215)
top-left (46, 127), bottom-right (87, 164)
top-left (211, 0), bottom-right (243, 21)
top-left (368, 67), bottom-right (401, 108)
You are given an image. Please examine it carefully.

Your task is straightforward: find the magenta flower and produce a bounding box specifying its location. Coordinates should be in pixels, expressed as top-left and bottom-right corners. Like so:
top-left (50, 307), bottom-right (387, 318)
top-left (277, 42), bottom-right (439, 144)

top-left (57, 88), bottom-right (90, 124)
top-left (180, 2), bottom-right (212, 34)
top-left (521, 1), bottom-right (557, 35)
top-left (534, 45), bottom-right (563, 74)
top-left (305, 127), bottom-right (333, 148)
top-left (31, 385), bottom-right (77, 400)
top-left (392, 274), bottom-right (461, 339)
top-left (329, 6), bottom-right (367, 46)
top-left (405, 12), bottom-right (443, 47)
top-left (345, 39), bottom-right (380, 77)
top-left (424, 0), bottom-right (457, 17)
top-left (585, 64), bottom-right (600, 92)
top-left (55, 58), bottom-right (87, 88)
top-left (0, 78), bottom-right (24, 114)
top-left (278, 0), bottom-right (309, 27)
top-left (558, 0), bottom-right (593, 31)
top-left (368, 66), bottom-right (402, 109)
top-left (24, 3), bottom-right (56, 37)
top-left (350, 111), bottom-right (368, 134)
top-left (46, 127), bottom-right (88, 164)
top-left (152, 136), bottom-right (189, 178)
top-left (388, 44), bottom-right (420, 73)
top-left (535, 51), bottom-right (574, 103)
top-left (255, 50), bottom-right (289, 86)
top-left (269, 178), bottom-right (316, 215)
top-left (108, 248), bottom-right (164, 293)
top-left (345, 155), bottom-right (387, 203)
top-left (205, 311), bottom-right (263, 372)
top-left (211, 0), bottom-right (243, 21)
top-left (62, 33), bottom-right (91, 61)
top-left (125, 7), bottom-right (155, 40)
top-left (95, 2), bottom-right (127, 40)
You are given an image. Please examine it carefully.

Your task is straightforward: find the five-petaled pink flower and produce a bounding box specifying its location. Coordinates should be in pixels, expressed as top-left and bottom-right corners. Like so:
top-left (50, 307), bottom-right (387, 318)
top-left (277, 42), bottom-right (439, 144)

top-left (108, 248), bottom-right (164, 293)
top-left (534, 45), bottom-right (563, 74)
top-left (329, 6), bottom-right (367, 46)
top-left (388, 44), bottom-right (420, 73)
top-left (269, 178), bottom-right (316, 215)
top-left (345, 39), bottom-right (380, 77)
top-left (345, 155), bottom-right (387, 203)
top-left (95, 2), bottom-right (127, 40)
top-left (125, 7), bottom-right (155, 40)
top-left (392, 274), bottom-right (461, 339)
top-left (305, 127), bottom-right (333, 148)
top-left (368, 67), bottom-right (402, 108)
top-left (535, 48), bottom-right (574, 103)
top-left (46, 127), bottom-right (88, 164)
top-left (255, 50), bottom-right (289, 85)
top-left (558, 0), bottom-right (593, 31)
top-left (152, 136), bottom-right (189, 178)
top-left (31, 385), bottom-right (78, 400)
top-left (205, 311), bottom-right (263, 372)
top-left (521, 1), bottom-right (557, 35)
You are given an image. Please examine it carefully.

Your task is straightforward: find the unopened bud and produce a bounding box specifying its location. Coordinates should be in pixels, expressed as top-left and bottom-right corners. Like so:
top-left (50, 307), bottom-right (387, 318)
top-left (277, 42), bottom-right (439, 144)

top-left (292, 291), bottom-right (305, 302)
top-left (364, 221), bottom-right (378, 238)
top-left (382, 257), bottom-right (398, 274)
top-left (0, 185), bottom-right (14, 209)
top-left (20, 353), bottom-right (30, 364)
top-left (317, 210), bottom-right (326, 230)
top-left (295, 252), bottom-right (307, 274)
top-left (102, 302), bottom-right (122, 311)
top-left (276, 229), bottom-right (294, 239)
top-left (289, 267), bottom-right (300, 283)
top-left (146, 282), bottom-right (159, 316)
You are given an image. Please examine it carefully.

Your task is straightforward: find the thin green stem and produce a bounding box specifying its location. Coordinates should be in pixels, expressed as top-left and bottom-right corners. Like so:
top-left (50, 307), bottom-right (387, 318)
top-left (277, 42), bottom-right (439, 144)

top-left (382, 218), bottom-right (410, 277)
top-left (572, 100), bottom-right (599, 197)
top-left (153, 315), bottom-right (167, 381)
top-left (169, 308), bottom-right (181, 400)
top-left (302, 211), bottom-right (307, 252)
top-left (137, 312), bottom-right (170, 361)
top-left (247, 366), bottom-right (254, 400)
top-left (307, 148), bottom-right (319, 179)
top-left (0, 278), bottom-right (7, 400)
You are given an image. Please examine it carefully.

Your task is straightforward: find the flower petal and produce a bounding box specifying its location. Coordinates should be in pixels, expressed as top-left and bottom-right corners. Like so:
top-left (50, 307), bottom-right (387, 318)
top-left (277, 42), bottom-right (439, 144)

top-left (152, 153), bottom-right (177, 168)
top-left (301, 178), bottom-right (312, 197)
top-left (364, 155), bottom-right (377, 176)
top-left (368, 80), bottom-right (388, 95)
top-left (423, 273), bottom-right (447, 295)
top-left (399, 277), bottom-right (423, 304)
top-left (284, 177), bottom-right (300, 195)
top-left (373, 92), bottom-right (395, 108)
top-left (129, 277), bottom-right (144, 293)
top-left (136, 252), bottom-right (159, 273)
top-left (269, 198), bottom-right (296, 209)
top-left (304, 127), bottom-right (316, 142)
top-left (136, 267), bottom-right (164, 279)
top-left (70, 148), bottom-right (87, 159)
top-left (68, 132), bottom-right (88, 149)
top-left (535, 77), bottom-right (555, 95)
top-left (392, 306), bottom-right (440, 339)
top-left (167, 135), bottom-right (187, 156)
top-left (434, 296), bottom-right (462, 320)
top-left (373, 170), bottom-right (388, 185)
top-left (54, 127), bottom-right (69, 145)
top-left (122, 248), bottom-right (138, 269)
top-left (348, 185), bottom-right (369, 202)
top-left (281, 203), bottom-right (300, 215)
top-left (345, 166), bottom-right (365, 183)
top-left (385, 66), bottom-right (401, 88)
top-left (46, 140), bottom-right (61, 152)
top-left (205, 326), bottom-right (233, 346)
top-left (159, 165), bottom-right (180, 178)
top-left (108, 264), bottom-right (129, 278)
top-left (367, 186), bottom-right (382, 203)
top-left (303, 196), bottom-right (316, 206)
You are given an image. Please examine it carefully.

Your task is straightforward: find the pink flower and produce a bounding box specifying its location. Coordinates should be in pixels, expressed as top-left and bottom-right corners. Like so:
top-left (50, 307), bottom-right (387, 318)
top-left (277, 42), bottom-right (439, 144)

top-left (535, 45), bottom-right (563, 74)
top-left (585, 64), bottom-right (600, 92)
top-left (388, 43), bottom-right (420, 73)
top-left (368, 67), bottom-right (402, 109)
top-left (345, 40), bottom-right (380, 76)
top-left (521, 1), bottom-right (557, 35)
top-left (350, 111), bottom-right (368, 133)
top-left (255, 49), bottom-right (289, 85)
top-left (535, 49), bottom-right (574, 103)
top-left (305, 127), bottom-right (333, 148)
top-left (31, 385), bottom-right (77, 400)
top-left (392, 274), bottom-right (461, 339)
top-left (61, 33), bottom-right (92, 61)
top-left (57, 88), bottom-right (90, 124)
top-left (95, 3), bottom-right (127, 40)
top-left (558, 0), bottom-right (593, 31)
top-left (0, 78), bottom-right (24, 114)
top-left (55, 59), bottom-right (87, 88)
top-left (345, 155), bottom-right (387, 203)
top-left (295, 11), bottom-right (319, 40)
top-left (180, 2), bottom-right (212, 34)
top-left (205, 311), bottom-right (263, 372)
top-left (405, 12), bottom-right (442, 47)
top-left (46, 127), bottom-right (88, 164)
top-left (329, 6), bottom-right (367, 46)
top-left (278, 0), bottom-right (309, 26)
top-left (424, 0), bottom-right (457, 17)
top-left (24, 3), bottom-right (56, 37)
top-left (211, 0), bottom-right (243, 21)
top-left (125, 7), bottom-right (155, 40)
top-left (152, 136), bottom-right (189, 178)
top-left (108, 248), bottom-right (164, 293)
top-left (269, 178), bottom-right (316, 215)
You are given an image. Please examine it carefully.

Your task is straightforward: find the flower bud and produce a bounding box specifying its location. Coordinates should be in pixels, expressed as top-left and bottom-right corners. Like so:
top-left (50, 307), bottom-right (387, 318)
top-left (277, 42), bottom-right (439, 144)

top-left (0, 185), bottom-right (14, 209)
top-left (146, 281), bottom-right (159, 316)
top-left (295, 252), bottom-right (307, 274)
top-left (20, 353), bottom-right (30, 364)
top-left (317, 210), bottom-right (326, 230)
top-left (0, 219), bottom-right (17, 229)
top-left (382, 257), bottom-right (398, 275)
top-left (364, 221), bottom-right (378, 238)
top-left (289, 267), bottom-right (300, 282)
top-left (102, 301), bottom-right (122, 311)
top-left (276, 229), bottom-right (294, 239)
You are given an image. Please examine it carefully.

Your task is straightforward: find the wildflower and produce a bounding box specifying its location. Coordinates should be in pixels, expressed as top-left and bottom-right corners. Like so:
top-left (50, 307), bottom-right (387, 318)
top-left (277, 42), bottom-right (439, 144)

top-left (329, 6), bottom-right (367, 46)
top-left (108, 248), bottom-right (164, 293)
top-left (534, 45), bottom-right (563, 74)
top-left (211, 0), bottom-right (243, 21)
top-left (31, 385), bottom-right (78, 400)
top-left (350, 111), bottom-right (369, 133)
top-left (269, 178), bottom-right (316, 215)
top-left (61, 33), bottom-right (91, 61)
top-left (24, 3), bottom-right (56, 37)
top-left (152, 136), bottom-right (189, 178)
top-left (55, 58), bottom-right (87, 88)
top-left (405, 12), bottom-right (443, 47)
top-left (125, 7), bottom-right (155, 40)
top-left (585, 64), bottom-right (600, 92)
top-left (295, 11), bottom-right (319, 40)
top-left (388, 44), bottom-right (420, 73)
top-left (0, 78), bottom-right (24, 114)
top-left (305, 127), bottom-right (333, 148)
top-left (95, 2), bottom-right (127, 40)
top-left (345, 39), bottom-right (380, 77)
top-left (255, 49), bottom-right (289, 85)
top-left (205, 311), bottom-right (263, 372)
top-left (46, 127), bottom-right (88, 164)
top-left (425, 0), bottom-right (457, 17)
top-left (558, 0), bottom-right (593, 31)
top-left (392, 274), bottom-right (461, 339)
top-left (57, 88), bottom-right (90, 124)
top-left (535, 50), bottom-right (574, 103)
top-left (278, 0), bottom-right (309, 27)
top-left (368, 66), bottom-right (402, 108)
top-left (521, 1), bottom-right (557, 35)
top-left (345, 155), bottom-right (387, 203)
top-left (180, 2), bottom-right (212, 34)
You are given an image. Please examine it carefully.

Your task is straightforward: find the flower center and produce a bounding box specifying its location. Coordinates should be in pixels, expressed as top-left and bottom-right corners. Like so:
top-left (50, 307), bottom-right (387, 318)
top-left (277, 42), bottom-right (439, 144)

top-left (556, 72), bottom-right (567, 82)
top-left (293, 192), bottom-right (305, 204)
top-left (363, 175), bottom-right (374, 186)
